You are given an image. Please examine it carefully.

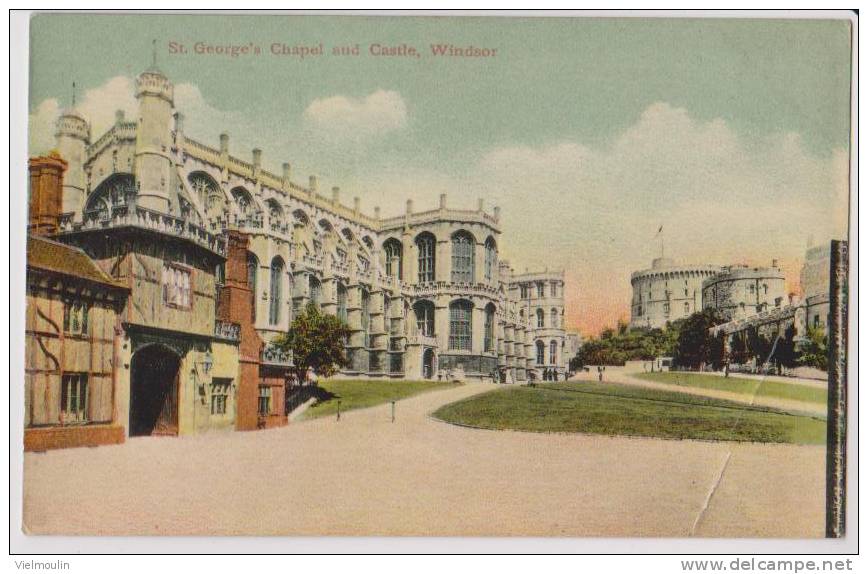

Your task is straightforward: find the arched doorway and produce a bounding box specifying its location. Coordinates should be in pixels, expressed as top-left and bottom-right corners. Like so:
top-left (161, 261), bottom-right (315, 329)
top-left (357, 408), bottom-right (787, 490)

top-left (422, 348), bottom-right (436, 380)
top-left (129, 344), bottom-right (181, 436)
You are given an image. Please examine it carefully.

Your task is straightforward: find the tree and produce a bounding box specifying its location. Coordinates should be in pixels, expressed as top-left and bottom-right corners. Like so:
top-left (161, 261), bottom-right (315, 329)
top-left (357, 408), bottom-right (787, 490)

top-left (774, 324), bottom-right (799, 372)
top-left (797, 325), bottom-right (828, 371)
top-left (673, 308), bottom-right (725, 370)
top-left (709, 331), bottom-right (726, 370)
top-left (273, 303), bottom-right (351, 382)
top-left (729, 331), bottom-right (748, 364)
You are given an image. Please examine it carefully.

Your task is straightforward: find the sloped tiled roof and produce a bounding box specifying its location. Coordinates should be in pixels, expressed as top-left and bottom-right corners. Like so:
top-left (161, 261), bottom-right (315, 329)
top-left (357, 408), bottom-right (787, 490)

top-left (27, 235), bottom-right (127, 290)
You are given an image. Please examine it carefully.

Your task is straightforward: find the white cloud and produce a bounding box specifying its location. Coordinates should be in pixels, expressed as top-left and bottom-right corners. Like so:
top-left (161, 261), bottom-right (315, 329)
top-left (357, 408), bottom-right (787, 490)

top-left (302, 90), bottom-right (407, 139)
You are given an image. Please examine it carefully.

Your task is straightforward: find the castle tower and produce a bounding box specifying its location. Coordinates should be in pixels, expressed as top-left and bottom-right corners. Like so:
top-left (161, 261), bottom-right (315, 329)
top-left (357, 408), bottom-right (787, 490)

top-left (54, 104), bottom-right (90, 222)
top-left (133, 62), bottom-right (174, 212)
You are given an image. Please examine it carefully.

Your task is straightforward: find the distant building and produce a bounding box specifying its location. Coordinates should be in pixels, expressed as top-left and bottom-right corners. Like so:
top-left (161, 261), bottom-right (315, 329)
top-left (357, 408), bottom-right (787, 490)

top-left (701, 261), bottom-right (787, 321)
top-left (800, 244), bottom-right (832, 299)
top-left (508, 269), bottom-right (567, 380)
top-left (565, 331), bottom-right (582, 359)
top-left (629, 258), bottom-right (722, 330)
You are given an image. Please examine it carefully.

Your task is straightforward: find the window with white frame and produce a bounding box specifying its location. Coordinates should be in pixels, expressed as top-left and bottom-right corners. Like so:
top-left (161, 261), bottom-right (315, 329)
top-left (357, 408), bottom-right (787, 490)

top-left (415, 300), bottom-right (435, 336)
top-left (258, 385), bottom-right (272, 416)
top-left (61, 373), bottom-right (88, 424)
top-left (162, 263), bottom-right (191, 308)
top-left (210, 379), bottom-right (231, 416)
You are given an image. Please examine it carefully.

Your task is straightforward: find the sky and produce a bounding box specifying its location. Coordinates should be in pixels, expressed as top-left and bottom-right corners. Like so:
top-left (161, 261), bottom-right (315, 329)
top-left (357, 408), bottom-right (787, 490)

top-left (28, 14), bottom-right (853, 336)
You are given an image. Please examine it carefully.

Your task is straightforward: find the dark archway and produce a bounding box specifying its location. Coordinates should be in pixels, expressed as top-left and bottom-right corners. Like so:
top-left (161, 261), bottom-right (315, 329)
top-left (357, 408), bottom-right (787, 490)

top-left (422, 349), bottom-right (436, 380)
top-left (129, 344), bottom-right (181, 436)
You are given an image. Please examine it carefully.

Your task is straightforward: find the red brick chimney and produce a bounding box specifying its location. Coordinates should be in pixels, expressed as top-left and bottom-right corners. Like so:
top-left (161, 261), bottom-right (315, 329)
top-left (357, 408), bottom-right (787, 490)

top-left (217, 230), bottom-right (265, 431)
top-left (28, 153), bottom-right (67, 236)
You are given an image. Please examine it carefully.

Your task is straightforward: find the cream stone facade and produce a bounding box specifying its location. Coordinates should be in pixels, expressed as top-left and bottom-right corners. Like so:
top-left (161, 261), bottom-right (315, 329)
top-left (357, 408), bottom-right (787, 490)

top-left (701, 262), bottom-right (787, 321)
top-left (50, 63), bottom-right (562, 388)
top-left (629, 258), bottom-right (722, 330)
top-left (508, 270), bottom-right (567, 380)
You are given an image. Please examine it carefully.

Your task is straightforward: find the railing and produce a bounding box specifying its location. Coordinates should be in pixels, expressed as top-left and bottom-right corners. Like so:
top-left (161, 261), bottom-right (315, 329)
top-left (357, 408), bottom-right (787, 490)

top-left (406, 334), bottom-right (437, 347)
top-left (379, 207), bottom-right (500, 229)
top-left (261, 343), bottom-right (293, 366)
top-left (73, 203), bottom-right (226, 256)
top-left (214, 320), bottom-right (240, 341)
top-left (408, 281), bottom-right (500, 298)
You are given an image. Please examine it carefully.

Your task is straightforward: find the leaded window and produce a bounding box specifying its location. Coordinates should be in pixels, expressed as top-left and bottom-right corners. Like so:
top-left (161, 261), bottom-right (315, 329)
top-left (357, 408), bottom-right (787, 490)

top-left (61, 373), bottom-right (88, 423)
top-left (162, 263), bottom-right (191, 309)
top-left (269, 257), bottom-right (284, 325)
top-left (484, 237), bottom-right (497, 282)
top-left (247, 254), bottom-right (258, 322)
top-left (415, 300), bottom-right (435, 337)
top-left (417, 234), bottom-right (436, 283)
top-left (361, 289), bottom-right (371, 347)
top-left (258, 385), bottom-right (272, 416)
top-left (484, 305), bottom-right (495, 352)
top-left (210, 379), bottom-right (231, 416)
top-left (63, 301), bottom-right (89, 336)
top-left (337, 283), bottom-right (348, 324)
top-left (384, 239), bottom-right (403, 279)
top-left (451, 231), bottom-right (475, 283)
top-left (449, 300), bottom-right (473, 351)
top-left (309, 276), bottom-right (322, 307)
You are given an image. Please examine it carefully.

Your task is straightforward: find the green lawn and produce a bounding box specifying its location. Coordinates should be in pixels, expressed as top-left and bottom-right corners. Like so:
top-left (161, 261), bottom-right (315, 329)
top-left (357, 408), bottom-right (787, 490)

top-left (432, 382), bottom-right (826, 444)
top-left (301, 379), bottom-right (458, 420)
top-left (634, 372), bottom-right (828, 404)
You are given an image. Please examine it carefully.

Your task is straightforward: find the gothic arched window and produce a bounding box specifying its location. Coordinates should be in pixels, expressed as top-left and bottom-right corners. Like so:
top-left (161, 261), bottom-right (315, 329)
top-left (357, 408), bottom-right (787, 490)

top-left (414, 300), bottom-right (435, 337)
top-left (448, 300), bottom-right (473, 351)
top-left (336, 283), bottom-right (348, 324)
top-left (247, 253), bottom-right (259, 322)
top-left (383, 238), bottom-right (403, 279)
top-left (536, 340), bottom-right (545, 365)
top-left (451, 231), bottom-right (475, 283)
top-left (484, 237), bottom-right (497, 283)
top-left (268, 257), bottom-right (284, 325)
top-left (484, 303), bottom-right (496, 352)
top-left (416, 233), bottom-right (436, 283)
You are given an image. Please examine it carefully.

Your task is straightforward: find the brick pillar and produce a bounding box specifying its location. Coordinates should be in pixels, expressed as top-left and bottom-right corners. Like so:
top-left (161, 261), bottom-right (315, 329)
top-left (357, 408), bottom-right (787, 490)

top-left (217, 230), bottom-right (265, 431)
top-left (28, 153), bottom-right (67, 236)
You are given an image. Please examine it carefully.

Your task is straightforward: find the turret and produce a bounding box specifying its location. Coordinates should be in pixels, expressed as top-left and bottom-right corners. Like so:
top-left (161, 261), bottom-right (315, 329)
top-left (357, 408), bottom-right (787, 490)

top-left (54, 107), bottom-right (90, 221)
top-left (133, 65), bottom-right (174, 212)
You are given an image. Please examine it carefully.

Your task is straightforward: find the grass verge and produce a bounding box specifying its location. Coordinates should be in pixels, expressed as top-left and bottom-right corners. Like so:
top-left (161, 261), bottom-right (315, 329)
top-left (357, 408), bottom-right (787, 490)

top-left (301, 379), bottom-right (458, 420)
top-left (634, 372), bottom-right (827, 404)
top-left (432, 382), bottom-right (826, 444)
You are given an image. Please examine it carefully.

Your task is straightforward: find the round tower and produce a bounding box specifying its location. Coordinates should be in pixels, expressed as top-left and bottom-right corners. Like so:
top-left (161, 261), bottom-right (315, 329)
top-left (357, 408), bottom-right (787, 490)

top-left (133, 65), bottom-right (174, 212)
top-left (54, 107), bottom-right (90, 221)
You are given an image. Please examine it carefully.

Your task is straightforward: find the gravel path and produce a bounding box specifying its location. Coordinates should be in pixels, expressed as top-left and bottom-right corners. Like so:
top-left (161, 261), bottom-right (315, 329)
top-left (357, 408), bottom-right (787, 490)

top-left (23, 382), bottom-right (824, 537)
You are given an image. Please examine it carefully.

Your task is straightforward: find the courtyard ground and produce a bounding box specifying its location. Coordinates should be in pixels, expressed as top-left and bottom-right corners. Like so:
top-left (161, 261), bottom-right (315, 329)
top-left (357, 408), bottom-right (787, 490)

top-left (23, 381), bottom-right (825, 537)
